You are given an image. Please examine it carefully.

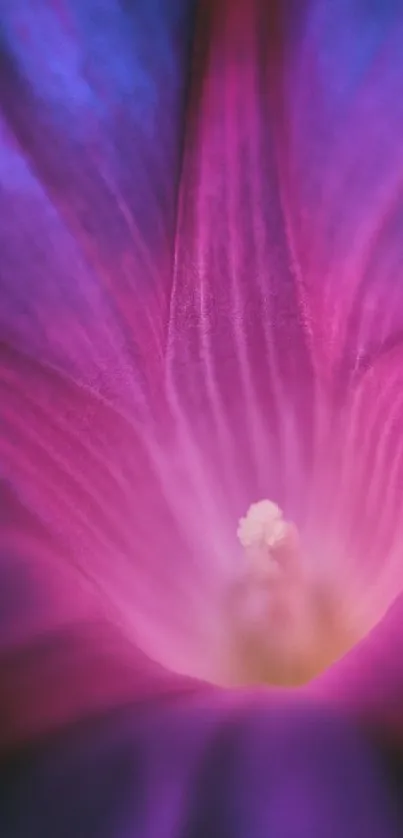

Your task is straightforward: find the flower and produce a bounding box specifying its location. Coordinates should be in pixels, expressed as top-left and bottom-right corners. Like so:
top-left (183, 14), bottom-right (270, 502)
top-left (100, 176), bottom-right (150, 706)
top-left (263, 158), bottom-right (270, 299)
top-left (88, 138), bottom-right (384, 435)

top-left (1, 0), bottom-right (403, 778)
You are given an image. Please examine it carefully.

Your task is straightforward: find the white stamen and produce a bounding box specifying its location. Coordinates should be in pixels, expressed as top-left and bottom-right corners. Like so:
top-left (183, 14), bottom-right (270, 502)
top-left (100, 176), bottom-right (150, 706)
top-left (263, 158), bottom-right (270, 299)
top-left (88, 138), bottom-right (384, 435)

top-left (229, 499), bottom-right (354, 686)
top-left (237, 499), bottom-right (296, 576)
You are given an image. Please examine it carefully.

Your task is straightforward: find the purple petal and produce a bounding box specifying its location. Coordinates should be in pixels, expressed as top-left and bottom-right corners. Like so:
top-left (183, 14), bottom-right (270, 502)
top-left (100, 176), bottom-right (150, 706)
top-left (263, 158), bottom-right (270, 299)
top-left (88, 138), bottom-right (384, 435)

top-left (1, 690), bottom-right (402, 837)
top-left (2, 0), bottom-right (403, 739)
top-left (275, 0), bottom-right (403, 389)
top-left (312, 594), bottom-right (403, 745)
top-left (0, 0), bottom-right (195, 404)
top-left (0, 616), bottom-right (197, 753)
top-left (0, 0), bottom-right (202, 705)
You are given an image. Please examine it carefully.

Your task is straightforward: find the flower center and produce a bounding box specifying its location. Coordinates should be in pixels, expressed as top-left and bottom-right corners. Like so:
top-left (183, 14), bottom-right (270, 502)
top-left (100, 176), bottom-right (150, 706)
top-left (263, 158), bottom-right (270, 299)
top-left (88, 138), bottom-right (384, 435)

top-left (226, 500), bottom-right (352, 687)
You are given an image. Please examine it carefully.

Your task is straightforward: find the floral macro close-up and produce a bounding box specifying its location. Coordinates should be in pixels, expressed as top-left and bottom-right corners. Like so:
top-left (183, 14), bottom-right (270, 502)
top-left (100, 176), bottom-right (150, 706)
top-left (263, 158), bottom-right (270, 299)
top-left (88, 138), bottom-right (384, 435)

top-left (1, 0), bottom-right (403, 836)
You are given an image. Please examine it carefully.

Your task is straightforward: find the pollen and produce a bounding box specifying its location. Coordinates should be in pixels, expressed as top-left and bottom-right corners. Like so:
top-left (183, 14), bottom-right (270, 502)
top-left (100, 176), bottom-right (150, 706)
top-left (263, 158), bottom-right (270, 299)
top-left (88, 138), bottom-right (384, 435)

top-left (237, 500), bottom-right (296, 577)
top-left (237, 500), bottom-right (288, 549)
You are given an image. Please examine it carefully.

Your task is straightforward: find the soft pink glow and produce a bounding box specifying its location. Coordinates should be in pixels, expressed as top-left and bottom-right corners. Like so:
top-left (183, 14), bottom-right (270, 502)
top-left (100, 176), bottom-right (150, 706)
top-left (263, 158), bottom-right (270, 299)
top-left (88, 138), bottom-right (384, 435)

top-left (1, 0), bottom-right (403, 751)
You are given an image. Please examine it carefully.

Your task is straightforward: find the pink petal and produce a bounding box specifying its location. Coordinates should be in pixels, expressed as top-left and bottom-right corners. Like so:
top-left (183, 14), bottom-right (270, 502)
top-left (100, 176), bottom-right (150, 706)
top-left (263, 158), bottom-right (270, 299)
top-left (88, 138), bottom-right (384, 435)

top-left (166, 0), bottom-right (403, 688)
top-left (0, 343), bottom-right (206, 683)
top-left (167, 0), bottom-right (315, 524)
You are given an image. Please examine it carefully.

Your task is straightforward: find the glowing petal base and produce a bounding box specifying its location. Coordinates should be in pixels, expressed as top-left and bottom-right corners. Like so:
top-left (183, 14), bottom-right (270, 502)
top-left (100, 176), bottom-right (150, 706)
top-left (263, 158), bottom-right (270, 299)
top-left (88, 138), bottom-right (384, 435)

top-left (227, 500), bottom-right (356, 686)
